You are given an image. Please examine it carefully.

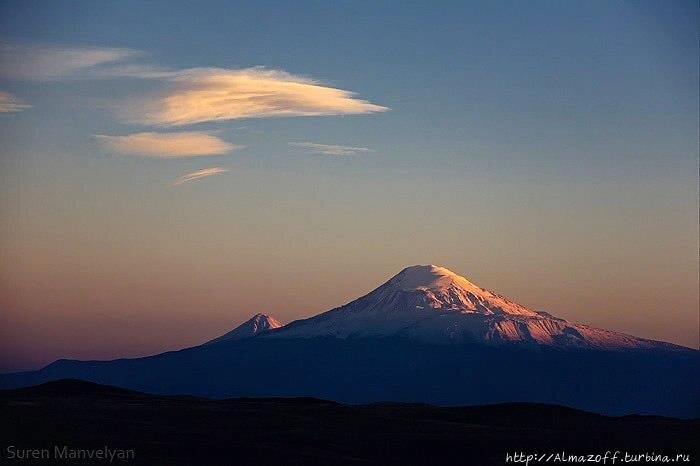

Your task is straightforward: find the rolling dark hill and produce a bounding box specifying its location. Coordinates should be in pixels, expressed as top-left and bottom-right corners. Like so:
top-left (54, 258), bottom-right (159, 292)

top-left (2, 380), bottom-right (697, 466)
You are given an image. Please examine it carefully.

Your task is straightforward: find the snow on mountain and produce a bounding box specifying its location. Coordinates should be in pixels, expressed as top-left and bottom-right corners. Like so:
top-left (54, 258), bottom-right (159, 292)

top-left (268, 265), bottom-right (685, 351)
top-left (1, 265), bottom-right (696, 417)
top-left (205, 313), bottom-right (282, 345)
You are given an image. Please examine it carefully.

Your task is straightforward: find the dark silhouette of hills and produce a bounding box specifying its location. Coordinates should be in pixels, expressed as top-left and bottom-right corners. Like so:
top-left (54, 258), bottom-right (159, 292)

top-left (2, 379), bottom-right (697, 466)
top-left (1, 378), bottom-right (144, 397)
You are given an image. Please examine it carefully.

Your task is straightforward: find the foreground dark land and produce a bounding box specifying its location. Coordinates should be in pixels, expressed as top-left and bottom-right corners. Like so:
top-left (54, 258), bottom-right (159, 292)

top-left (2, 380), bottom-right (697, 466)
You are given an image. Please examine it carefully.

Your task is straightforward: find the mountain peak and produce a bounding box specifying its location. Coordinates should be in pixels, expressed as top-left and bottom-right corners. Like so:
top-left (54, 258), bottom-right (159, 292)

top-left (249, 313), bottom-right (281, 326)
top-left (388, 265), bottom-right (478, 291)
top-left (205, 313), bottom-right (282, 345)
top-left (266, 264), bottom-right (690, 352)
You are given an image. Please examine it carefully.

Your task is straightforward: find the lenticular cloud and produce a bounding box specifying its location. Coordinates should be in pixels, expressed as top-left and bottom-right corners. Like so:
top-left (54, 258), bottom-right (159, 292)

top-left (129, 68), bottom-right (388, 126)
top-left (96, 132), bottom-right (238, 157)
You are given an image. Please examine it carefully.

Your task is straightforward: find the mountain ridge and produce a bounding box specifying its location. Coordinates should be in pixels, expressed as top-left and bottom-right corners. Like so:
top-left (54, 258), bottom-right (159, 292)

top-left (1, 264), bottom-right (697, 417)
top-left (248, 265), bottom-right (691, 352)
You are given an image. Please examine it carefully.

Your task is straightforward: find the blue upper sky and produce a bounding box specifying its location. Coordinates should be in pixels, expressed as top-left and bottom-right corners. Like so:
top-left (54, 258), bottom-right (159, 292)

top-left (0, 1), bottom-right (698, 370)
top-left (2, 1), bottom-right (698, 173)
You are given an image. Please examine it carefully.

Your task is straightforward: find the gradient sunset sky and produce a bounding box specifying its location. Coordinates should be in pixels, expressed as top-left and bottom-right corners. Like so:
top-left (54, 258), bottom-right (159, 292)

top-left (0, 0), bottom-right (698, 371)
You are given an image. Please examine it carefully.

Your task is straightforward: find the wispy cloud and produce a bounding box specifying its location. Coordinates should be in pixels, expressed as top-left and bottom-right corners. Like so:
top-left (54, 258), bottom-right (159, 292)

top-left (96, 131), bottom-right (239, 157)
top-left (0, 91), bottom-right (31, 113)
top-left (1, 42), bottom-right (387, 125)
top-left (172, 167), bottom-right (229, 186)
top-left (124, 67), bottom-right (388, 126)
top-left (290, 142), bottom-right (373, 156)
top-left (0, 42), bottom-right (140, 80)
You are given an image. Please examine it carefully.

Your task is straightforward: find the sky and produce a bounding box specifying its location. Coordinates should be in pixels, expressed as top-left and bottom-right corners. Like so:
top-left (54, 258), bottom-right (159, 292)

top-left (0, 0), bottom-right (698, 371)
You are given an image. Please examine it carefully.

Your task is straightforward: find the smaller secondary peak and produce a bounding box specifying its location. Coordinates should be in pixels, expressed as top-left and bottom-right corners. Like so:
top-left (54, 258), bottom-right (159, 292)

top-left (243, 314), bottom-right (282, 333)
top-left (204, 313), bottom-right (283, 345)
top-left (250, 313), bottom-right (282, 326)
top-left (389, 264), bottom-right (479, 291)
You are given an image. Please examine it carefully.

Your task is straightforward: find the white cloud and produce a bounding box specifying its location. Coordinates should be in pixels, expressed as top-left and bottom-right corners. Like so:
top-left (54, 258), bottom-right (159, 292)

top-left (125, 67), bottom-right (388, 126)
top-left (0, 42), bottom-right (140, 80)
top-left (172, 167), bottom-right (229, 186)
top-left (290, 141), bottom-right (373, 156)
top-left (0, 91), bottom-right (31, 113)
top-left (1, 42), bottom-right (388, 126)
top-left (96, 132), bottom-right (239, 157)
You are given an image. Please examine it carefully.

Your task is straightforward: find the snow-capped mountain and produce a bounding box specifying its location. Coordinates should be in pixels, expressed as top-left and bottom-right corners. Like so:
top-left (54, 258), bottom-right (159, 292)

top-left (205, 314), bottom-right (281, 345)
top-left (1, 264), bottom-right (697, 417)
top-left (268, 265), bottom-right (684, 351)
